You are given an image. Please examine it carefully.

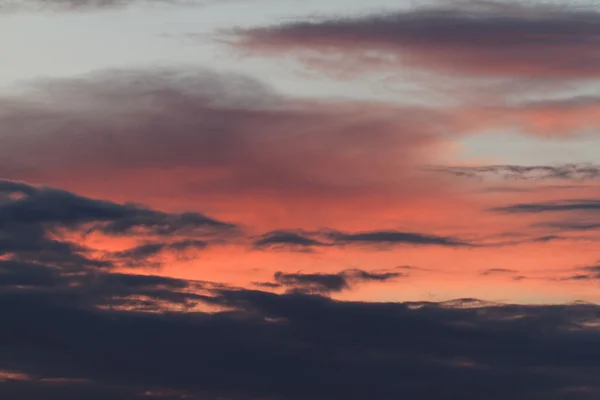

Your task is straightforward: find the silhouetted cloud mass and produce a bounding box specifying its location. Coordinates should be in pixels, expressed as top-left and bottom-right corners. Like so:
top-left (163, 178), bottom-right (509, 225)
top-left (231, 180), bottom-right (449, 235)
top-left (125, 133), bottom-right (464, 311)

top-left (4, 285), bottom-right (600, 399)
top-left (3, 180), bottom-right (600, 399)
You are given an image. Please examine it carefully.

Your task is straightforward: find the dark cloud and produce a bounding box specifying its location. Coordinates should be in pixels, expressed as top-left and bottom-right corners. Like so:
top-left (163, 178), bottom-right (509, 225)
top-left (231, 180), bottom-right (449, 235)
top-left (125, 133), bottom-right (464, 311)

top-left (253, 230), bottom-right (328, 250)
top-left (0, 180), bottom-right (598, 398)
top-left (564, 274), bottom-right (595, 281)
top-left (535, 221), bottom-right (600, 232)
top-left (563, 264), bottom-right (600, 281)
top-left (4, 286), bottom-right (600, 399)
top-left (254, 229), bottom-right (472, 250)
top-left (0, 179), bottom-right (234, 311)
top-left (0, 179), bottom-right (234, 237)
top-left (263, 268), bottom-right (404, 294)
top-left (582, 265), bottom-right (600, 273)
top-left (481, 268), bottom-right (518, 276)
top-left (6, 178), bottom-right (600, 399)
top-left (232, 1), bottom-right (600, 80)
top-left (432, 163), bottom-right (600, 182)
top-left (326, 229), bottom-right (471, 247)
top-left (0, 377), bottom-right (186, 400)
top-left (492, 199), bottom-right (600, 214)
top-left (110, 239), bottom-right (209, 268)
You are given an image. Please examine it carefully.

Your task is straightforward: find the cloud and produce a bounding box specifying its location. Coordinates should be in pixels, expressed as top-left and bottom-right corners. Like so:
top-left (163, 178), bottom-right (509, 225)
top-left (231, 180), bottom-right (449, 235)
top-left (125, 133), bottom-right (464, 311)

top-left (0, 179), bottom-right (234, 236)
top-left (112, 240), bottom-right (208, 259)
top-left (0, 67), bottom-right (458, 221)
top-left (0, 0), bottom-right (220, 13)
top-left (254, 229), bottom-right (472, 250)
top-left (537, 222), bottom-right (600, 232)
top-left (0, 177), bottom-right (599, 398)
top-left (253, 230), bottom-right (328, 250)
top-left (326, 229), bottom-right (471, 247)
top-left (5, 285), bottom-right (600, 399)
top-left (562, 263), bottom-right (600, 281)
top-left (582, 265), bottom-right (600, 273)
top-left (231, 1), bottom-right (600, 80)
top-left (0, 179), bottom-right (235, 298)
top-left (481, 268), bottom-right (518, 276)
top-left (492, 199), bottom-right (600, 214)
top-left (110, 239), bottom-right (209, 268)
top-left (259, 268), bottom-right (404, 294)
top-left (7, 178), bottom-right (599, 399)
top-left (431, 163), bottom-right (600, 182)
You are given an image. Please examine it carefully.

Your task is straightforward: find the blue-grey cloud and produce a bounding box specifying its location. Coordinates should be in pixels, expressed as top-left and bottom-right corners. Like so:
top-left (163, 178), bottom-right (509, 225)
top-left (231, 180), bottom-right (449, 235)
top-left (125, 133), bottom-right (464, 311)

top-left (4, 286), bottom-right (600, 399)
top-left (492, 199), bottom-right (600, 214)
top-left (257, 268), bottom-right (404, 294)
top-left (254, 229), bottom-right (471, 250)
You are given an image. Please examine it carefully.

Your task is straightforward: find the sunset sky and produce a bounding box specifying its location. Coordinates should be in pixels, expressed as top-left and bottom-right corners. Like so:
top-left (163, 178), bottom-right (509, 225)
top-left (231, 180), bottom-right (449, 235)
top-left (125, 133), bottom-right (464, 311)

top-left (2, 0), bottom-right (600, 399)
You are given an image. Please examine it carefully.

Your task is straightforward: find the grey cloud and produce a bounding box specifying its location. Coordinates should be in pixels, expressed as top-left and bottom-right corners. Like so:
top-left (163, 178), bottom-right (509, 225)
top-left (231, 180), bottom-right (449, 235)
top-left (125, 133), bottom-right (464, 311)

top-left (264, 268), bottom-right (404, 294)
top-left (112, 240), bottom-right (208, 260)
top-left (326, 230), bottom-right (471, 247)
top-left (535, 221), bottom-right (600, 232)
top-left (254, 229), bottom-right (472, 250)
top-left (0, 68), bottom-right (452, 204)
top-left (492, 199), bottom-right (600, 214)
top-left (558, 263), bottom-right (600, 281)
top-left (432, 163), bottom-right (600, 182)
top-left (232, 1), bottom-right (600, 79)
top-left (110, 239), bottom-right (209, 268)
top-left (253, 230), bottom-right (328, 250)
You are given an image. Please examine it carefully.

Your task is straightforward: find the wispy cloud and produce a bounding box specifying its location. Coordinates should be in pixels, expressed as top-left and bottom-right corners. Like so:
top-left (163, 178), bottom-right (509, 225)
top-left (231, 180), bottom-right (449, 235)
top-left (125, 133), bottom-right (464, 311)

top-left (492, 199), bottom-right (600, 214)
top-left (231, 1), bottom-right (600, 80)
top-left (431, 163), bottom-right (600, 182)
top-left (481, 268), bottom-right (519, 276)
top-left (254, 229), bottom-right (472, 250)
top-left (0, 0), bottom-right (218, 13)
top-left (256, 268), bottom-right (404, 294)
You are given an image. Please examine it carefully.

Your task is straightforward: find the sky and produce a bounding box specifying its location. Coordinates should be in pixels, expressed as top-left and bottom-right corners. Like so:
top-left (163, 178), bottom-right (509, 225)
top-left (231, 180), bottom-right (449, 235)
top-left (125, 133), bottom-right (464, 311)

top-left (2, 0), bottom-right (600, 398)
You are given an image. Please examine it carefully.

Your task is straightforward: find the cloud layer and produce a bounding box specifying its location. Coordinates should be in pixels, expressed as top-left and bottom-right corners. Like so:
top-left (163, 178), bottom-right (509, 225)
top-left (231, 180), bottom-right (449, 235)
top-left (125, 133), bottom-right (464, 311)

top-left (4, 282), bottom-right (600, 399)
top-left (232, 1), bottom-right (600, 80)
top-left (0, 68), bottom-right (451, 207)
